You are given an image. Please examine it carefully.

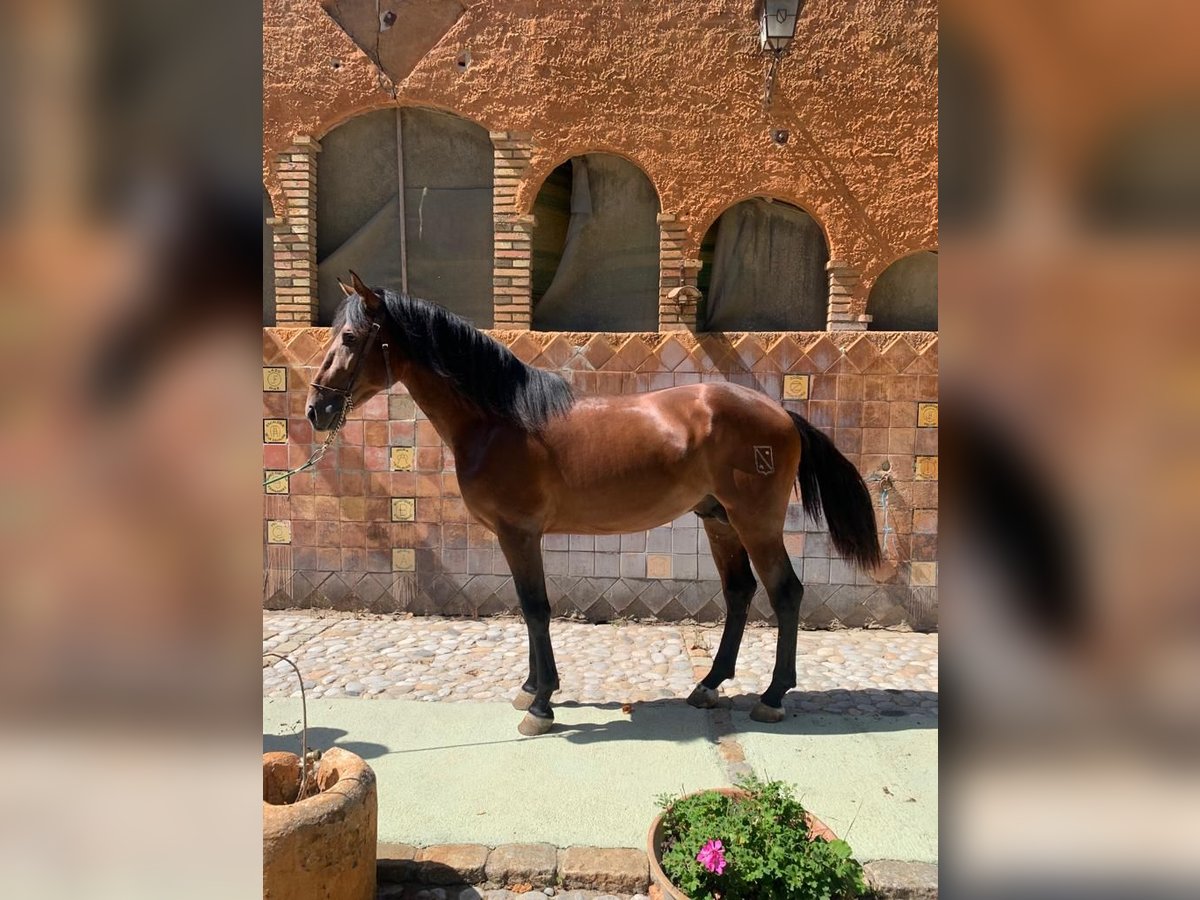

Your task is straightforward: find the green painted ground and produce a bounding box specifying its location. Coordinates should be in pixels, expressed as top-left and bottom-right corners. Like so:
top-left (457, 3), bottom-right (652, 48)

top-left (735, 715), bottom-right (938, 862)
top-left (263, 698), bottom-right (936, 862)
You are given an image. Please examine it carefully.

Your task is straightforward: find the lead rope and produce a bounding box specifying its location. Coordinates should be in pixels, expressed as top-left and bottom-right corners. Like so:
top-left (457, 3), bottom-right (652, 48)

top-left (262, 335), bottom-right (390, 489)
top-left (262, 398), bottom-right (351, 488)
top-left (262, 652), bottom-right (316, 802)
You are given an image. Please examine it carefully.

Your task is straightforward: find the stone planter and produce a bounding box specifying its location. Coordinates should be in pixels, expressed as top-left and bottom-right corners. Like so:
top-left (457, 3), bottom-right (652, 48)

top-left (646, 787), bottom-right (837, 900)
top-left (263, 748), bottom-right (378, 900)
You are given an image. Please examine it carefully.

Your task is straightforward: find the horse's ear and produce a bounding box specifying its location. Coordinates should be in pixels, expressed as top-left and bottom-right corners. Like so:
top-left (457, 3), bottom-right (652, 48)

top-left (337, 278), bottom-right (353, 298)
top-left (348, 270), bottom-right (381, 311)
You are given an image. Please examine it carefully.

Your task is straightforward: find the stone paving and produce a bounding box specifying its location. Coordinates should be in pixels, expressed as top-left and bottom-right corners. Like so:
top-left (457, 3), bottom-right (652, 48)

top-left (263, 612), bottom-right (937, 716)
top-left (379, 889), bottom-right (650, 899)
top-left (375, 841), bottom-right (654, 900)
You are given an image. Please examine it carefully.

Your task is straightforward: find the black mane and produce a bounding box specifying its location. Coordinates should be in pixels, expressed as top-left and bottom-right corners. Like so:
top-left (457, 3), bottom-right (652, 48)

top-left (337, 290), bottom-right (574, 431)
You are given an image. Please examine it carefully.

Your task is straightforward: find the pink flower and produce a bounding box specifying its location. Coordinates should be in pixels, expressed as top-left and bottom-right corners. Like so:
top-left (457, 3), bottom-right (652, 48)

top-left (696, 839), bottom-right (727, 874)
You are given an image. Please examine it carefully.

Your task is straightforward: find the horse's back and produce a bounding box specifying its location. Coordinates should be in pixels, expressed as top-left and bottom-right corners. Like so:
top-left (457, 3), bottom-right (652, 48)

top-left (524, 381), bottom-right (797, 534)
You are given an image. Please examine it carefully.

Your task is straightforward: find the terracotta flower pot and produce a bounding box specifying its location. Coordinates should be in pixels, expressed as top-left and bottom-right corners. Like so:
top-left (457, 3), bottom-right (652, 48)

top-left (645, 787), bottom-right (838, 900)
top-left (263, 747), bottom-right (378, 900)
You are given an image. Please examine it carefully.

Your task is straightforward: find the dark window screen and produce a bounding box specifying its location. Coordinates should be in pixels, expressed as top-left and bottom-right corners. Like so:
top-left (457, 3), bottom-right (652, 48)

top-left (699, 199), bottom-right (828, 331)
top-left (867, 251), bottom-right (938, 331)
top-left (531, 154), bottom-right (660, 331)
top-left (316, 108), bottom-right (493, 326)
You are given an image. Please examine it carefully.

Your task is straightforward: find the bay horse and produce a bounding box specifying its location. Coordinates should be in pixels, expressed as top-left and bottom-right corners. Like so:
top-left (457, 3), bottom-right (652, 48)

top-left (307, 273), bottom-right (880, 736)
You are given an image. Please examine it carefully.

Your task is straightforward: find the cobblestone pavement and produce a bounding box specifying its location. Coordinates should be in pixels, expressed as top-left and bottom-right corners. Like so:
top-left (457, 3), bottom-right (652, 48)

top-left (264, 612), bottom-right (937, 716)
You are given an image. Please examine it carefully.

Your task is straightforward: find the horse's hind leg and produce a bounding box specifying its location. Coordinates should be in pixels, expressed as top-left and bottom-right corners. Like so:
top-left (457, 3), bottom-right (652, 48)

top-left (512, 645), bottom-right (538, 711)
top-left (734, 534), bottom-right (804, 723)
top-left (717, 491), bottom-right (804, 723)
top-left (687, 514), bottom-right (756, 709)
top-left (496, 528), bottom-right (559, 735)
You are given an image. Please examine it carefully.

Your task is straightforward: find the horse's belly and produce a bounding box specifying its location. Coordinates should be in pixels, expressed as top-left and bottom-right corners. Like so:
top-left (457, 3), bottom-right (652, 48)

top-left (544, 470), bottom-right (706, 535)
top-left (539, 387), bottom-right (718, 533)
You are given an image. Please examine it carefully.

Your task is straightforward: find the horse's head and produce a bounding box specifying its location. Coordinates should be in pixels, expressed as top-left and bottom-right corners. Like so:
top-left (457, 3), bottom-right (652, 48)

top-left (305, 272), bottom-right (396, 432)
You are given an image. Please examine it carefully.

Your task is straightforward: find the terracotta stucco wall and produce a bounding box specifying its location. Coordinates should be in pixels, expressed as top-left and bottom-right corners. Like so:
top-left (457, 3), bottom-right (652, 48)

top-left (263, 1), bottom-right (938, 624)
top-left (264, 0), bottom-right (938, 288)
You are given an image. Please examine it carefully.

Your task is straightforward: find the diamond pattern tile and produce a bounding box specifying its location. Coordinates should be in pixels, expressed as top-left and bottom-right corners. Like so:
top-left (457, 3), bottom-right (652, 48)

top-left (844, 335), bottom-right (880, 372)
top-left (881, 336), bottom-right (918, 373)
top-left (656, 336), bottom-right (689, 371)
top-left (264, 319), bottom-right (937, 628)
top-left (804, 335), bottom-right (840, 372)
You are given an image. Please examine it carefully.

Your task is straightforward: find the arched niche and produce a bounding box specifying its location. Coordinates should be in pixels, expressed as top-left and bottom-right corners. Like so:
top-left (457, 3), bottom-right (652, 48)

top-left (867, 250), bottom-right (938, 331)
top-left (698, 198), bottom-right (829, 331)
top-left (531, 153), bottom-right (660, 331)
top-left (315, 107), bottom-right (494, 326)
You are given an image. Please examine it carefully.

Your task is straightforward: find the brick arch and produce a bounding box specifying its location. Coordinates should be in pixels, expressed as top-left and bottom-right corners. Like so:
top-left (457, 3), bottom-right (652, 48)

top-left (517, 144), bottom-right (663, 217)
top-left (696, 194), bottom-right (835, 256)
top-left (311, 100), bottom-right (495, 145)
top-left (265, 182), bottom-right (285, 220)
top-left (265, 101), bottom-right (498, 217)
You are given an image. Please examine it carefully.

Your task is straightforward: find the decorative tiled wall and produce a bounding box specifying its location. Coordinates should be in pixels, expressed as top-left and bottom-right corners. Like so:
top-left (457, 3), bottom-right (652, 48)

top-left (263, 330), bottom-right (938, 629)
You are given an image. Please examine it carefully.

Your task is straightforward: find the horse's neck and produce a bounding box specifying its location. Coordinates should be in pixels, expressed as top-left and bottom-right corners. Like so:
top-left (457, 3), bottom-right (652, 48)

top-left (394, 361), bottom-right (486, 449)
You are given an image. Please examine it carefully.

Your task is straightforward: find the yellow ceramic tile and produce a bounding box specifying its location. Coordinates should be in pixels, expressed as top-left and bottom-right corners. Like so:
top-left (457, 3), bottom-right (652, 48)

top-left (266, 520), bottom-right (292, 544)
top-left (910, 561), bottom-right (937, 586)
top-left (340, 497), bottom-right (366, 521)
top-left (390, 447), bottom-right (414, 471)
top-left (264, 471), bottom-right (289, 494)
top-left (263, 418), bottom-right (288, 443)
top-left (914, 456), bottom-right (939, 480)
top-left (917, 402), bottom-right (938, 428)
top-left (392, 549), bottom-right (416, 572)
top-left (646, 554), bottom-right (673, 579)
top-left (391, 498), bottom-right (416, 522)
top-left (783, 374), bottom-right (810, 400)
top-left (263, 367), bottom-right (287, 392)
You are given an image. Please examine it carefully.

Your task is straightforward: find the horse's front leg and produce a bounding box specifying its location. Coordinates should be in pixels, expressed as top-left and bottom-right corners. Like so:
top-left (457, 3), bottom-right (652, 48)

top-left (496, 527), bottom-right (558, 735)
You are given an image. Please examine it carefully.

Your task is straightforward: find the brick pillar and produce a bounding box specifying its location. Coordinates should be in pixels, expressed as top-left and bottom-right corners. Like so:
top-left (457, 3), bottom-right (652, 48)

top-left (271, 136), bottom-right (320, 325)
top-left (490, 131), bottom-right (535, 328)
top-left (826, 259), bottom-right (869, 331)
top-left (658, 214), bottom-right (701, 331)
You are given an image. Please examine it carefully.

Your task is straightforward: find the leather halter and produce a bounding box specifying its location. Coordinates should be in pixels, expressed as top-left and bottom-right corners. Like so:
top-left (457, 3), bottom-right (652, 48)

top-left (309, 305), bottom-right (391, 405)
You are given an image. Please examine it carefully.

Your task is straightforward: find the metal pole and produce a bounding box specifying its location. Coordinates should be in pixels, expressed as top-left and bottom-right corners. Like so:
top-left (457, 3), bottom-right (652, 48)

top-left (396, 108), bottom-right (409, 295)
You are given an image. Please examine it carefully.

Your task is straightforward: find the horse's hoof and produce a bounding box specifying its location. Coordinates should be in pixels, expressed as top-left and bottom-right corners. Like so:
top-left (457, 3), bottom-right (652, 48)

top-left (750, 701), bottom-right (787, 723)
top-left (512, 689), bottom-right (536, 711)
top-left (686, 684), bottom-right (720, 709)
top-left (518, 712), bottom-right (554, 736)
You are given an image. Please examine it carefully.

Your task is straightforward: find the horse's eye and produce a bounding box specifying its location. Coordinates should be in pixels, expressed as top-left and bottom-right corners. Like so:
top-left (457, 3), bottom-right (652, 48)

top-left (342, 333), bottom-right (357, 347)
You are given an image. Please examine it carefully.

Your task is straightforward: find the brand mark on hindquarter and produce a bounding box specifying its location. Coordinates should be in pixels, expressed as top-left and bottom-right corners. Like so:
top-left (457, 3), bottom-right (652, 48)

top-left (754, 445), bottom-right (775, 475)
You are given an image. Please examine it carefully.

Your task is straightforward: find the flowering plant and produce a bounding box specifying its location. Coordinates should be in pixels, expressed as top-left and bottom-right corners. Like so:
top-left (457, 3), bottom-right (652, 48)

top-left (696, 839), bottom-right (727, 874)
top-left (656, 777), bottom-right (865, 899)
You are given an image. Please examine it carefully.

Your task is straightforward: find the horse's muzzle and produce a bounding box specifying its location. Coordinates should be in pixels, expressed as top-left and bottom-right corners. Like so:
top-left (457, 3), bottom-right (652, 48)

top-left (306, 397), bottom-right (343, 432)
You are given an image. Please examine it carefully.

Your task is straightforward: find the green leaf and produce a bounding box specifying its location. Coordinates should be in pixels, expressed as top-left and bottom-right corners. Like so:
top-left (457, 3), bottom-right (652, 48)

top-left (827, 839), bottom-right (852, 859)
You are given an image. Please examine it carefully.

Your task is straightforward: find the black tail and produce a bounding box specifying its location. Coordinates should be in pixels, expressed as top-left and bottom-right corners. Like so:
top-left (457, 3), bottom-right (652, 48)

top-left (789, 412), bottom-right (882, 570)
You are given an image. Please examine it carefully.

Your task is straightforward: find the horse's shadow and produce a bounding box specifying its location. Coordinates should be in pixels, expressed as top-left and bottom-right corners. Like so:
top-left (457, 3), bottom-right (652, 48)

top-left (262, 691), bottom-right (936, 758)
top-left (550, 689), bottom-right (937, 745)
top-left (263, 725), bottom-right (391, 760)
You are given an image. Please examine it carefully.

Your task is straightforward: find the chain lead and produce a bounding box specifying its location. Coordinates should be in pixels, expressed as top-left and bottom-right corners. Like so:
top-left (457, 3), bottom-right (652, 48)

top-left (262, 397), bottom-right (352, 488)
